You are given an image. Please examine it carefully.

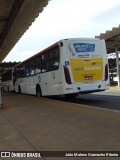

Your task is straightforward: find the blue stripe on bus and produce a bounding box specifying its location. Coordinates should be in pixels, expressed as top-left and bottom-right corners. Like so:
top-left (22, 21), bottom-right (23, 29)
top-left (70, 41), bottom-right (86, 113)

top-left (79, 89), bottom-right (105, 94)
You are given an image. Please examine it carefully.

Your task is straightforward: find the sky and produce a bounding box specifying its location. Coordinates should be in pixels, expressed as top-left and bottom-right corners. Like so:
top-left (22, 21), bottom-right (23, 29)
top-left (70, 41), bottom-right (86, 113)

top-left (3, 0), bottom-right (120, 62)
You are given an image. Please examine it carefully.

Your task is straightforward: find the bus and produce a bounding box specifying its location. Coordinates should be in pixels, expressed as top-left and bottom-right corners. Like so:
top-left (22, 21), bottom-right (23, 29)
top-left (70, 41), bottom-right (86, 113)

top-left (2, 69), bottom-right (15, 92)
top-left (3, 38), bottom-right (110, 97)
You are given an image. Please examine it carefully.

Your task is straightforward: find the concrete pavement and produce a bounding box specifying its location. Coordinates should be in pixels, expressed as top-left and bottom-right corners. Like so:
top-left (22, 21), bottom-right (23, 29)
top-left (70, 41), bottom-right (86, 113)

top-left (0, 92), bottom-right (120, 160)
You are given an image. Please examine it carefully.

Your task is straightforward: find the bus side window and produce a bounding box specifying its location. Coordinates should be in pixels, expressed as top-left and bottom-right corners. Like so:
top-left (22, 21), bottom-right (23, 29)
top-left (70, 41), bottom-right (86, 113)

top-left (30, 69), bottom-right (35, 75)
top-left (25, 69), bottom-right (29, 76)
top-left (34, 56), bottom-right (42, 74)
top-left (50, 46), bottom-right (59, 71)
top-left (41, 52), bottom-right (50, 72)
top-left (29, 60), bottom-right (35, 75)
top-left (50, 60), bottom-right (59, 71)
top-left (42, 62), bottom-right (50, 72)
top-left (2, 70), bottom-right (11, 81)
top-left (17, 68), bottom-right (25, 78)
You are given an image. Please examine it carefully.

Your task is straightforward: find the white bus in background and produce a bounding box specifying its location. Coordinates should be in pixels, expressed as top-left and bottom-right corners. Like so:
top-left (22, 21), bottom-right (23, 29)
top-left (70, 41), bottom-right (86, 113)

top-left (5, 38), bottom-right (109, 97)
top-left (2, 69), bottom-right (14, 92)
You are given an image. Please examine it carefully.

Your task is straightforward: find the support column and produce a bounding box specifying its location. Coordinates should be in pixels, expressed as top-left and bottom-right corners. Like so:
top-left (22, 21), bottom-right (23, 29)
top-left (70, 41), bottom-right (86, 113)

top-left (115, 47), bottom-right (120, 87)
top-left (0, 77), bottom-right (2, 108)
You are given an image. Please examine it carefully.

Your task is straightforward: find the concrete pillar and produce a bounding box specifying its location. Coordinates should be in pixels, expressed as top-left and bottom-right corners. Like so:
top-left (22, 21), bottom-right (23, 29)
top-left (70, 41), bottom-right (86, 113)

top-left (0, 77), bottom-right (2, 107)
top-left (115, 47), bottom-right (120, 87)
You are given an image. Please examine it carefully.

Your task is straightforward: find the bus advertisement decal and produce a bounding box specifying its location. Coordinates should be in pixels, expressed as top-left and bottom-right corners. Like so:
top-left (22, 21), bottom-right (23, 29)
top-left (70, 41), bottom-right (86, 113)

top-left (70, 58), bottom-right (103, 82)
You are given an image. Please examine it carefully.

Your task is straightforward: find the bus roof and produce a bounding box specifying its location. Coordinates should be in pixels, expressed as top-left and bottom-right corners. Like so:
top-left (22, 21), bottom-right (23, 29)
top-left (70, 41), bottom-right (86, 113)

top-left (14, 42), bottom-right (59, 68)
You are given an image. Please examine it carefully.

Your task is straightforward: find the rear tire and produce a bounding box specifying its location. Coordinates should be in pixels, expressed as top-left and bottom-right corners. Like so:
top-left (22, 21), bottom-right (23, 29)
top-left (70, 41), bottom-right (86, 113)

top-left (36, 85), bottom-right (42, 97)
top-left (18, 85), bottom-right (21, 94)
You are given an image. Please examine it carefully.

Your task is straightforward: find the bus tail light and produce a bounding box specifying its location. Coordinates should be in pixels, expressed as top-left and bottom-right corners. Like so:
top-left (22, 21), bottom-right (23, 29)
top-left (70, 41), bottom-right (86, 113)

top-left (105, 63), bottom-right (109, 81)
top-left (64, 66), bottom-right (72, 84)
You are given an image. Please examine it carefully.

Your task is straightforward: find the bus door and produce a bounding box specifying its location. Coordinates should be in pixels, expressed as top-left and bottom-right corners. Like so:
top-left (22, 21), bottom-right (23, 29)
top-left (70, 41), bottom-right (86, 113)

top-left (41, 46), bottom-right (61, 96)
top-left (41, 62), bottom-right (61, 96)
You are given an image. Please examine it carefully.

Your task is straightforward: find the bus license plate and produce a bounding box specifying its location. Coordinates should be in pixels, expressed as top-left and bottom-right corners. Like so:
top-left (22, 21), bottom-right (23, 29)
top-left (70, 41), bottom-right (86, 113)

top-left (85, 76), bottom-right (93, 80)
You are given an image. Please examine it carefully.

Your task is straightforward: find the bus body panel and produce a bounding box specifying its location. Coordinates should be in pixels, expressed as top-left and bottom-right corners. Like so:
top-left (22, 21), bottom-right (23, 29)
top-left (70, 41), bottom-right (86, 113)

top-left (38, 70), bottom-right (62, 96)
top-left (15, 70), bottom-right (62, 96)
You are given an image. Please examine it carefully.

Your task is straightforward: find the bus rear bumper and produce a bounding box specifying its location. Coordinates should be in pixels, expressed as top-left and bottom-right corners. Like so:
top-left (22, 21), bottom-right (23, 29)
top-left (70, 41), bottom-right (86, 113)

top-left (63, 81), bottom-right (110, 95)
top-left (79, 89), bottom-right (105, 94)
top-left (78, 82), bottom-right (110, 94)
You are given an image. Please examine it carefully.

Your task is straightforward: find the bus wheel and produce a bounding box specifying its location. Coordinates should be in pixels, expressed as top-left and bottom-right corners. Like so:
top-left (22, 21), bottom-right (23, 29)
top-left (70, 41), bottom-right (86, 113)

top-left (65, 93), bottom-right (79, 98)
top-left (18, 86), bottom-right (21, 94)
top-left (36, 85), bottom-right (42, 97)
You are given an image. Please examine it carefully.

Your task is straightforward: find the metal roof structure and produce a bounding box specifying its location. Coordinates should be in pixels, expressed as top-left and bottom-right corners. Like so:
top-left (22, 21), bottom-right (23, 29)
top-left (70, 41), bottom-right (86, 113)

top-left (0, 0), bottom-right (49, 62)
top-left (96, 25), bottom-right (120, 87)
top-left (95, 25), bottom-right (120, 53)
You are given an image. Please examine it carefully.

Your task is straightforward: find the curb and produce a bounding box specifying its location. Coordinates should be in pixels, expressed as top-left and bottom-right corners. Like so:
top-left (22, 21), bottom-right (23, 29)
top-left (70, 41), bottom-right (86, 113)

top-left (109, 87), bottom-right (120, 91)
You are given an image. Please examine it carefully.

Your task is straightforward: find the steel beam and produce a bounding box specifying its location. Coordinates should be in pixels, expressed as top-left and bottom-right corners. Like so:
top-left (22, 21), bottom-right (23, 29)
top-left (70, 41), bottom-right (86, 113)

top-left (0, 0), bottom-right (24, 47)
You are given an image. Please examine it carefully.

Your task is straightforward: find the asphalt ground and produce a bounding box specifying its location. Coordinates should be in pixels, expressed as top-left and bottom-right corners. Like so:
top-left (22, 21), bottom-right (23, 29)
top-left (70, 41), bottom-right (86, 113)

top-left (0, 88), bottom-right (120, 160)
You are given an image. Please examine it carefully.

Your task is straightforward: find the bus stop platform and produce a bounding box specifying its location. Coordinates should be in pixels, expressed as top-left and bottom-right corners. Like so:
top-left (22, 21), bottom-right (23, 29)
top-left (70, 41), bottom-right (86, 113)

top-left (109, 86), bottom-right (120, 91)
top-left (0, 92), bottom-right (120, 160)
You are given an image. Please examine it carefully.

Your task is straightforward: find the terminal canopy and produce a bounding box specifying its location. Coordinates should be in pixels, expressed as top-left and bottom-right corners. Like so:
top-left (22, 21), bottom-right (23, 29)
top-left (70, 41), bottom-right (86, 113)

top-left (96, 25), bottom-right (120, 87)
top-left (95, 25), bottom-right (120, 53)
